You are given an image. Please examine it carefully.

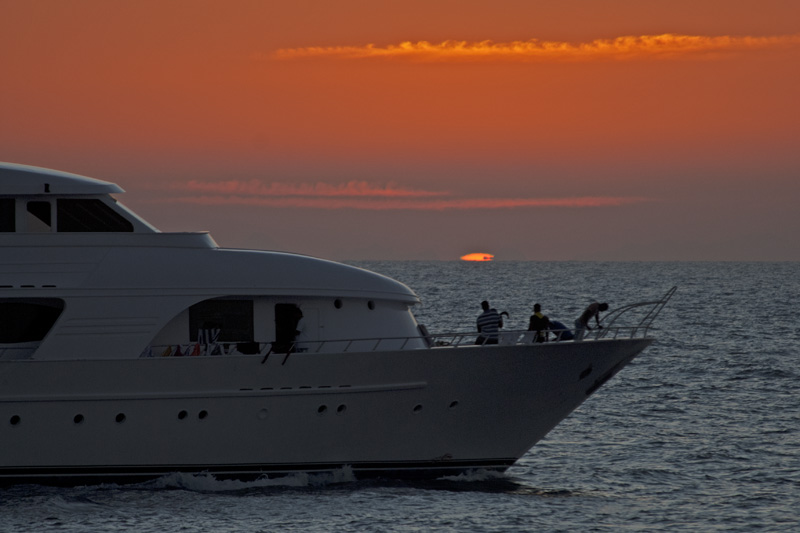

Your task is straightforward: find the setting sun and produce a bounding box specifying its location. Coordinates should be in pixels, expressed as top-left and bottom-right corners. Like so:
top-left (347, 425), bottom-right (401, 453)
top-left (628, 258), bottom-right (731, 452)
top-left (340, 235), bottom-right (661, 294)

top-left (460, 253), bottom-right (494, 262)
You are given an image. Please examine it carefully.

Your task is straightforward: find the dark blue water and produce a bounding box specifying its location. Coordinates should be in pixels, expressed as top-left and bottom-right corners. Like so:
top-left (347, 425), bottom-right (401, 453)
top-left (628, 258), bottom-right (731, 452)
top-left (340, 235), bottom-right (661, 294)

top-left (2, 262), bottom-right (798, 532)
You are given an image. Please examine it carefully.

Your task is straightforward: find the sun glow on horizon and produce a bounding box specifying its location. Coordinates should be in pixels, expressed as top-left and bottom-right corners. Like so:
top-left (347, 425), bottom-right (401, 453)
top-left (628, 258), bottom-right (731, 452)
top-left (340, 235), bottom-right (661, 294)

top-left (461, 253), bottom-right (494, 262)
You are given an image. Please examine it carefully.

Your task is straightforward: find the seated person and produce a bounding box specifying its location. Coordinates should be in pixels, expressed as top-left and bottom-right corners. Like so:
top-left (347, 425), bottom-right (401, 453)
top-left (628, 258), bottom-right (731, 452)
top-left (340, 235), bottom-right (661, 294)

top-left (528, 303), bottom-right (551, 343)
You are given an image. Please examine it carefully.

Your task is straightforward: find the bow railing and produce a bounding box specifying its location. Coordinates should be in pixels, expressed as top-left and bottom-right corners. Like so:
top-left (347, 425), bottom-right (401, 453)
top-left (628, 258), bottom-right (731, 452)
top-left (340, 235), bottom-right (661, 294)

top-left (0, 287), bottom-right (676, 361)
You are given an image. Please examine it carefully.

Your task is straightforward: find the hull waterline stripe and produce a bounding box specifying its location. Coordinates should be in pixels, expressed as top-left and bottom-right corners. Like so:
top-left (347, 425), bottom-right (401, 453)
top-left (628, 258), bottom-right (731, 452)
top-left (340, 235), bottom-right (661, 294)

top-left (0, 458), bottom-right (517, 484)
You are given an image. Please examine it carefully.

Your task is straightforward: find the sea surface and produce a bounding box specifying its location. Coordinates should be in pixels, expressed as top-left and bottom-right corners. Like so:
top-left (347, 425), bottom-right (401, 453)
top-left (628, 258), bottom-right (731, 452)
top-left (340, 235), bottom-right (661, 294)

top-left (2, 262), bottom-right (798, 532)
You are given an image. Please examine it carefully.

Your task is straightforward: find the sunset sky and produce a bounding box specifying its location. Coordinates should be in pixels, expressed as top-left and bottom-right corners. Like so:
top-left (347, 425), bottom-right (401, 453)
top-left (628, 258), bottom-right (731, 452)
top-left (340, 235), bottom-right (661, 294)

top-left (2, 0), bottom-right (798, 260)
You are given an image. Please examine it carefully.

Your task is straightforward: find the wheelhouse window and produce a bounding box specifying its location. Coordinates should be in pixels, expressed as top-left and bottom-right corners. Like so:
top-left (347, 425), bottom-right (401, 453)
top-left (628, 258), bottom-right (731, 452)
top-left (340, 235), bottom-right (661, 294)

top-left (0, 298), bottom-right (65, 343)
top-left (26, 201), bottom-right (52, 233)
top-left (0, 199), bottom-right (13, 232)
top-left (189, 299), bottom-right (254, 343)
top-left (57, 199), bottom-right (134, 232)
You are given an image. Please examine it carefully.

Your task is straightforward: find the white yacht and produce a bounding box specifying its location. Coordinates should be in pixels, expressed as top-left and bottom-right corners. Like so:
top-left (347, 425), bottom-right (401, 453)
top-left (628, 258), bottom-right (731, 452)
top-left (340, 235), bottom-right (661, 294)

top-left (0, 162), bottom-right (674, 484)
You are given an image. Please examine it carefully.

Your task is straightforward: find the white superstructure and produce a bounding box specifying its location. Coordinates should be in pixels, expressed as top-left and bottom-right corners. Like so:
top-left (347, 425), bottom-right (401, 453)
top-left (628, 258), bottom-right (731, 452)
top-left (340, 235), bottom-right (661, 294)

top-left (0, 162), bottom-right (671, 484)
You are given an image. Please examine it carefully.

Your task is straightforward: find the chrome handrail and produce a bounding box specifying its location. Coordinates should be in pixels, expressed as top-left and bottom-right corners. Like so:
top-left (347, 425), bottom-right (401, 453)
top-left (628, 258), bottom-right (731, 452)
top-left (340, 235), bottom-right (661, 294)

top-left (596, 286), bottom-right (677, 339)
top-left (1, 322), bottom-right (659, 362)
top-left (141, 322), bottom-right (654, 361)
top-left (5, 289), bottom-right (674, 361)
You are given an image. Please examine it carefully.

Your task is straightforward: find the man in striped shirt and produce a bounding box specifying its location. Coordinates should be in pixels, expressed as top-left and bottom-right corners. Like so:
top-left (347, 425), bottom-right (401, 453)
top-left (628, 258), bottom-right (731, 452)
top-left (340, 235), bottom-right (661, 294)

top-left (476, 300), bottom-right (503, 345)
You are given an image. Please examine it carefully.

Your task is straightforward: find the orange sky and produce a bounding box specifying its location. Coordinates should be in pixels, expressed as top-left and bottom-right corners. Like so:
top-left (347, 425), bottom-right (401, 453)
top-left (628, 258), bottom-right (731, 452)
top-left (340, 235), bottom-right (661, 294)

top-left (2, 0), bottom-right (799, 260)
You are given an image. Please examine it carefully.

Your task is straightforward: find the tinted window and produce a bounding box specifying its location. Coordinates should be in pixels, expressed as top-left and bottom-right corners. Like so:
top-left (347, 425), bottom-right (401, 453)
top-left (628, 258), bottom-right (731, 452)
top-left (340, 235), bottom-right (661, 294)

top-left (27, 201), bottom-right (52, 232)
top-left (189, 299), bottom-right (254, 342)
top-left (0, 199), bottom-right (13, 232)
top-left (0, 298), bottom-right (65, 343)
top-left (57, 199), bottom-right (134, 232)
top-left (274, 303), bottom-right (302, 353)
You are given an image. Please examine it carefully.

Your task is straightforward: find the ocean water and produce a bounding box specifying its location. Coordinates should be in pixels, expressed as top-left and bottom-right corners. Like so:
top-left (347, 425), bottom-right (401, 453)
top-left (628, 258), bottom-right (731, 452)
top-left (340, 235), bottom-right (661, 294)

top-left (2, 261), bottom-right (799, 532)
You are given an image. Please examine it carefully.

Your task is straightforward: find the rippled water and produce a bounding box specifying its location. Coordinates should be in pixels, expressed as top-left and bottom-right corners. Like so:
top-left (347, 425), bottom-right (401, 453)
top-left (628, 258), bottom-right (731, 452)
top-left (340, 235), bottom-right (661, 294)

top-left (2, 262), bottom-right (798, 532)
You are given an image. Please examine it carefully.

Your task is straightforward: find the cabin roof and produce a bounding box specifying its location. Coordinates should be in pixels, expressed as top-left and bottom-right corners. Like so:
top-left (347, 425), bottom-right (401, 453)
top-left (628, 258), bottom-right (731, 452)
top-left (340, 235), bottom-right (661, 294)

top-left (0, 162), bottom-right (124, 196)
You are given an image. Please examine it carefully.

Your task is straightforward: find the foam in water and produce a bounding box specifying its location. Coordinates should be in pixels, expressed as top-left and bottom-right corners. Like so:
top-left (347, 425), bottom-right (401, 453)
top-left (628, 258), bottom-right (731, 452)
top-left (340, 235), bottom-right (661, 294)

top-left (437, 469), bottom-right (510, 483)
top-left (141, 467), bottom-right (358, 492)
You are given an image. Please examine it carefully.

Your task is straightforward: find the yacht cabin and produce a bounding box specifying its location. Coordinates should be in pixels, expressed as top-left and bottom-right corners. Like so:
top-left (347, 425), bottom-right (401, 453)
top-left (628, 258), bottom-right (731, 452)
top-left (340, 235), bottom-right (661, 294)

top-left (0, 163), bottom-right (424, 361)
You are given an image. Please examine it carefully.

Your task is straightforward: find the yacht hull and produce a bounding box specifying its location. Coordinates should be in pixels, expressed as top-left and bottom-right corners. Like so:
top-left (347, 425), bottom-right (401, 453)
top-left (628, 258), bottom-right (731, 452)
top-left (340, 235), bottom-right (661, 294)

top-left (0, 338), bottom-right (650, 484)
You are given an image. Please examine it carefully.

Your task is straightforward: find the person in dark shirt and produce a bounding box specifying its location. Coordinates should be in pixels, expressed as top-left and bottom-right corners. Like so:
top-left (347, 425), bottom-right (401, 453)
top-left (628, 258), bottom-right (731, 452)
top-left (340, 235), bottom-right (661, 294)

top-left (528, 303), bottom-right (551, 343)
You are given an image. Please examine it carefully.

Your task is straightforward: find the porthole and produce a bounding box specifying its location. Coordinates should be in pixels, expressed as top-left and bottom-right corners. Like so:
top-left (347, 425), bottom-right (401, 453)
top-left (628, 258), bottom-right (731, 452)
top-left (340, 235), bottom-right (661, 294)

top-left (413, 404), bottom-right (423, 414)
top-left (10, 415), bottom-right (21, 426)
top-left (178, 410), bottom-right (188, 420)
top-left (336, 404), bottom-right (347, 415)
top-left (74, 414), bottom-right (84, 424)
top-left (317, 405), bottom-right (328, 414)
top-left (367, 300), bottom-right (375, 310)
top-left (115, 413), bottom-right (126, 424)
top-left (198, 410), bottom-right (208, 420)
top-left (449, 400), bottom-right (459, 409)
top-left (334, 299), bottom-right (342, 309)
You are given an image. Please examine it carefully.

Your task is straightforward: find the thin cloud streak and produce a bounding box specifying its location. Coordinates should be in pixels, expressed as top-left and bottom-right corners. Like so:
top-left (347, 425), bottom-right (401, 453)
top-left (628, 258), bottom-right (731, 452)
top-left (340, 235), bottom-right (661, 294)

top-left (178, 179), bottom-right (447, 198)
top-left (160, 195), bottom-right (651, 211)
top-left (152, 179), bottom-right (651, 210)
top-left (272, 33), bottom-right (800, 62)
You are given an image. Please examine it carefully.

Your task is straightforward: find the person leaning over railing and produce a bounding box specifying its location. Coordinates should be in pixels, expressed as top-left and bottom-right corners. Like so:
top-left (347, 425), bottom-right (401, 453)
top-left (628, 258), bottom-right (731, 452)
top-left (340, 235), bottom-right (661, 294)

top-left (574, 302), bottom-right (608, 341)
